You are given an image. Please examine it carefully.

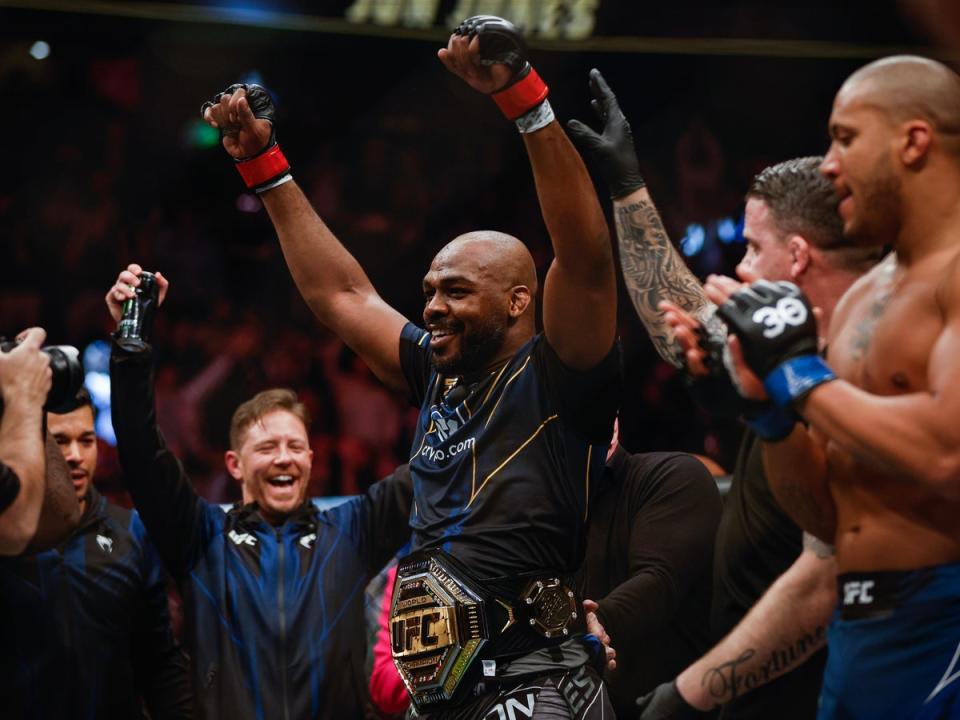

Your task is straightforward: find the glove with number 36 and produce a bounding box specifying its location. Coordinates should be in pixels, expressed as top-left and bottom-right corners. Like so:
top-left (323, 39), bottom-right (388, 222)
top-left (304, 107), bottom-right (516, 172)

top-left (716, 280), bottom-right (836, 409)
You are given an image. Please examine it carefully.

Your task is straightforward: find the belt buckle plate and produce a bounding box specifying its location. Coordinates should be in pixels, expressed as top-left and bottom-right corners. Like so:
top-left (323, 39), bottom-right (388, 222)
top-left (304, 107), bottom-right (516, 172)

top-left (390, 553), bottom-right (489, 708)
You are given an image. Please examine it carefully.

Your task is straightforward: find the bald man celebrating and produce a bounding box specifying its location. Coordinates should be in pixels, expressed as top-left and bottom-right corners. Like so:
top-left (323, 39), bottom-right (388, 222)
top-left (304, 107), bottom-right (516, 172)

top-left (713, 55), bottom-right (960, 719)
top-left (202, 16), bottom-right (619, 719)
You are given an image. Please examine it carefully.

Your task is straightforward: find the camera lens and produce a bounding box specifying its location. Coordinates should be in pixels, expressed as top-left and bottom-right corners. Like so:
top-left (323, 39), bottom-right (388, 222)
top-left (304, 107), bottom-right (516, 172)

top-left (43, 345), bottom-right (84, 413)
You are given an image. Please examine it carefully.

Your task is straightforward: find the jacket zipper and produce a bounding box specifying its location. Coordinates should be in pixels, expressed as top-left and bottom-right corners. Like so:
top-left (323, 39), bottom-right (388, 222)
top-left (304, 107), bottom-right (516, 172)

top-left (277, 528), bottom-right (290, 720)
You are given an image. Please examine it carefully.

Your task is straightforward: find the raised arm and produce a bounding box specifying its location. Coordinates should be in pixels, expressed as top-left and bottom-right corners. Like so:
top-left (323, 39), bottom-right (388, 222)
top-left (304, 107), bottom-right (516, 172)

top-left (201, 85), bottom-right (409, 392)
top-left (438, 18), bottom-right (616, 369)
top-left (567, 71), bottom-right (714, 366)
top-left (107, 266), bottom-right (214, 576)
top-left (637, 535), bottom-right (835, 717)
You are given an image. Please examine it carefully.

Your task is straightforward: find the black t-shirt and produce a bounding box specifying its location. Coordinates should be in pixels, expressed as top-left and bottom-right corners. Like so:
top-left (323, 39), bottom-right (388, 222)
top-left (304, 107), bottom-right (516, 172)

top-left (399, 323), bottom-right (621, 580)
top-left (583, 447), bottom-right (721, 718)
top-left (711, 432), bottom-right (826, 720)
top-left (0, 460), bottom-right (20, 514)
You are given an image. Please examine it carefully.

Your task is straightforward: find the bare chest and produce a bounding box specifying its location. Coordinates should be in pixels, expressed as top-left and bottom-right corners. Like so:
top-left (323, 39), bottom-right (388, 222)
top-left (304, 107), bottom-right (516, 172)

top-left (829, 274), bottom-right (942, 395)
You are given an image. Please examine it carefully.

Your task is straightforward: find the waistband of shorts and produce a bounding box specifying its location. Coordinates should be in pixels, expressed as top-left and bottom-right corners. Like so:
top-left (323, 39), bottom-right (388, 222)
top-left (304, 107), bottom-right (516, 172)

top-left (837, 562), bottom-right (960, 619)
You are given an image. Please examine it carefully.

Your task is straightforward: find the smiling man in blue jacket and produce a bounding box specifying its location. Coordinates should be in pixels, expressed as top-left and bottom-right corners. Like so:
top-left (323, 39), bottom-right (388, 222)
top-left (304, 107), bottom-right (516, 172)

top-left (107, 265), bottom-right (414, 719)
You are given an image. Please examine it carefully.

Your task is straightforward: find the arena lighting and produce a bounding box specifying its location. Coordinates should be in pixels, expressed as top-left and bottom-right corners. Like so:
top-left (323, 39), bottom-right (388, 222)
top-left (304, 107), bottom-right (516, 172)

top-left (29, 40), bottom-right (50, 60)
top-left (680, 223), bottom-right (706, 257)
top-left (83, 340), bottom-right (117, 445)
top-left (213, 1), bottom-right (275, 25)
top-left (186, 118), bottom-right (221, 149)
top-left (717, 217), bottom-right (738, 243)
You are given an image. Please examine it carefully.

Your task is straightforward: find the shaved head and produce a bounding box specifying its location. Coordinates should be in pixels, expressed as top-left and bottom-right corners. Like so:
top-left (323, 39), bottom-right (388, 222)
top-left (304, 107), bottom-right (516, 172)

top-left (422, 231), bottom-right (538, 375)
top-left (433, 231), bottom-right (538, 295)
top-left (840, 55), bottom-right (960, 147)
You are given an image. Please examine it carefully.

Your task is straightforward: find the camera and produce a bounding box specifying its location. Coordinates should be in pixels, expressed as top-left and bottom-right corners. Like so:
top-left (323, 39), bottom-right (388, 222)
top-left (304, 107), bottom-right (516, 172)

top-left (0, 339), bottom-right (84, 415)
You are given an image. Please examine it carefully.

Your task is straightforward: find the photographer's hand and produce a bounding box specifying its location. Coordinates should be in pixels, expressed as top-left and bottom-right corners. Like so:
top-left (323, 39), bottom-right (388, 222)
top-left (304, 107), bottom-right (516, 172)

top-left (106, 264), bottom-right (169, 322)
top-left (0, 327), bottom-right (54, 555)
top-left (0, 328), bottom-right (52, 408)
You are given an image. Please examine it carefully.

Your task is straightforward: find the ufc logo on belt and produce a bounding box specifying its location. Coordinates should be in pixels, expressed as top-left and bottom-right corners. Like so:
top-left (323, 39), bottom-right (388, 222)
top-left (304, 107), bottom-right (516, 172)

top-left (752, 297), bottom-right (809, 338)
top-left (843, 580), bottom-right (876, 605)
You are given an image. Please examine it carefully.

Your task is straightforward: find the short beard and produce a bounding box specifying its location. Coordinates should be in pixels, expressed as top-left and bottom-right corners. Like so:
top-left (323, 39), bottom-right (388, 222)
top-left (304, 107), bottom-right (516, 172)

top-left (431, 319), bottom-right (507, 375)
top-left (847, 157), bottom-right (902, 247)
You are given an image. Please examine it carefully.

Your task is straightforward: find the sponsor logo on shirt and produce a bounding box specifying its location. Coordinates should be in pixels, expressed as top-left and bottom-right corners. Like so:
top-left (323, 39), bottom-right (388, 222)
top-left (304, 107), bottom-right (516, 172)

top-left (420, 435), bottom-right (475, 464)
top-left (96, 534), bottom-right (114, 553)
top-left (228, 530), bottom-right (258, 547)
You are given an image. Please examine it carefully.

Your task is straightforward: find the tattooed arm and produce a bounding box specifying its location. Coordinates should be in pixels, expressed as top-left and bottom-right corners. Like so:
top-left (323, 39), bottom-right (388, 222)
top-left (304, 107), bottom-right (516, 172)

top-left (614, 188), bottom-right (720, 366)
top-left (566, 72), bottom-right (716, 367)
top-left (669, 535), bottom-right (835, 711)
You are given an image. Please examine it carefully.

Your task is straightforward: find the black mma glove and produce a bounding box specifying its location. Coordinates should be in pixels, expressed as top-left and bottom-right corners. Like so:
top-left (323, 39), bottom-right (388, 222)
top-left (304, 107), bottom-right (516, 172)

top-left (200, 83), bottom-right (291, 193)
top-left (455, 15), bottom-right (552, 132)
top-left (635, 681), bottom-right (704, 720)
top-left (716, 280), bottom-right (836, 409)
top-left (566, 69), bottom-right (646, 198)
top-left (685, 311), bottom-right (798, 441)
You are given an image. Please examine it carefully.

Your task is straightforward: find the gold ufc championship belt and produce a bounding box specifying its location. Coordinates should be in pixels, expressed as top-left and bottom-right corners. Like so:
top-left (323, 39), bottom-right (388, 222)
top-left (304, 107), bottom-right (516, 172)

top-left (390, 550), bottom-right (580, 711)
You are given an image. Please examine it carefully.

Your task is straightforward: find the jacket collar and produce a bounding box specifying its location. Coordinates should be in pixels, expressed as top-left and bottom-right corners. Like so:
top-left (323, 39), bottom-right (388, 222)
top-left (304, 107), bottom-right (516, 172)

top-left (228, 500), bottom-right (318, 534)
top-left (74, 486), bottom-right (107, 533)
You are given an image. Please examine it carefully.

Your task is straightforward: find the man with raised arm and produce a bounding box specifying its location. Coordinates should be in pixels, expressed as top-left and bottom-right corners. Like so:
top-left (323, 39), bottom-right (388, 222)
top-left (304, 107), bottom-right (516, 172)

top-left (108, 267), bottom-right (414, 719)
top-left (203, 16), bottom-right (620, 719)
top-left (568, 72), bottom-right (879, 719)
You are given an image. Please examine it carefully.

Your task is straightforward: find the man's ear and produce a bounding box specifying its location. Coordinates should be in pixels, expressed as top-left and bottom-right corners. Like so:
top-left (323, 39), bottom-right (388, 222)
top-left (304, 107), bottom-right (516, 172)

top-left (508, 285), bottom-right (532, 318)
top-left (901, 120), bottom-right (932, 168)
top-left (788, 235), bottom-right (811, 280)
top-left (225, 450), bottom-right (243, 482)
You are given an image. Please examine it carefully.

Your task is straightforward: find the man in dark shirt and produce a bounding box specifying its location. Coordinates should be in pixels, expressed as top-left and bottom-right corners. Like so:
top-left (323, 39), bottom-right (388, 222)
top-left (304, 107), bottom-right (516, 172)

top-left (582, 434), bottom-right (721, 718)
top-left (107, 267), bottom-right (415, 719)
top-left (0, 388), bottom-right (192, 720)
top-left (202, 15), bottom-right (620, 718)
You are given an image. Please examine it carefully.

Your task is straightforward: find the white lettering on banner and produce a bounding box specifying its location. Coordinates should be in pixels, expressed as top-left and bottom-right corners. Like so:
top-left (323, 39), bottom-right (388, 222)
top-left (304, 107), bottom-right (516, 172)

top-left (345, 0), bottom-right (601, 39)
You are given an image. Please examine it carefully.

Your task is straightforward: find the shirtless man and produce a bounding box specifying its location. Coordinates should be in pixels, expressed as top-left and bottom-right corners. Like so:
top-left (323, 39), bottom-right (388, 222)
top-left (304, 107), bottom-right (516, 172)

top-left (714, 55), bottom-right (960, 719)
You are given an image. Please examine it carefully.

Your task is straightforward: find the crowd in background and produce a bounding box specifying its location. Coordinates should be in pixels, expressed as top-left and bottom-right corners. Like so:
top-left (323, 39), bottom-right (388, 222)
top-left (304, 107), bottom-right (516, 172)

top-left (0, 19), bottom-right (831, 502)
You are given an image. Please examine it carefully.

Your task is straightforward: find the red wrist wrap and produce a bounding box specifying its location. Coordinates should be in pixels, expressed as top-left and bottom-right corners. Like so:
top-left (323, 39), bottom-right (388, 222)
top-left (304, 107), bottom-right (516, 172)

top-left (235, 144), bottom-right (290, 189)
top-left (492, 68), bottom-right (549, 120)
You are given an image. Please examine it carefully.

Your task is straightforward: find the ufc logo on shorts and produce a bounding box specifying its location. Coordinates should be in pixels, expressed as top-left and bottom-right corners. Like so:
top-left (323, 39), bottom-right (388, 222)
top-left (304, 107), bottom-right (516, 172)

top-left (843, 580), bottom-right (875, 606)
top-left (752, 297), bottom-right (808, 338)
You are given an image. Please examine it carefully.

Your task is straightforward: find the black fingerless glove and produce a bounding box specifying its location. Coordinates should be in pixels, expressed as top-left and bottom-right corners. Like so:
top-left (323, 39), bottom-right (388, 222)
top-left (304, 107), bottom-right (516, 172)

top-left (716, 280), bottom-right (836, 409)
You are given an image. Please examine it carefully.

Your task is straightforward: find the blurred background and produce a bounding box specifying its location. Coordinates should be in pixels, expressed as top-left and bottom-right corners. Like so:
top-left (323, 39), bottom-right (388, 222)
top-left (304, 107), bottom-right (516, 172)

top-left (0, 0), bottom-right (953, 504)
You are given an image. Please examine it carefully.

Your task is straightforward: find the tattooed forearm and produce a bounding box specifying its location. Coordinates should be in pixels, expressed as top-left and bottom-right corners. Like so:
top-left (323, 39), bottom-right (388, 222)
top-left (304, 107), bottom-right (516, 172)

top-left (701, 626), bottom-right (827, 703)
top-left (614, 198), bottom-right (712, 365)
